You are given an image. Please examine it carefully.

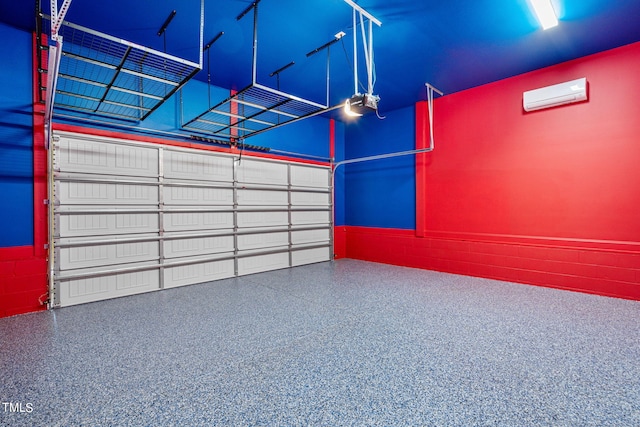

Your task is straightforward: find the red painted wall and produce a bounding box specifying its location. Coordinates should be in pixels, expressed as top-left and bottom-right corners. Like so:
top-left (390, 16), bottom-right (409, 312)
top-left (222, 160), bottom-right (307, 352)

top-left (346, 42), bottom-right (640, 300)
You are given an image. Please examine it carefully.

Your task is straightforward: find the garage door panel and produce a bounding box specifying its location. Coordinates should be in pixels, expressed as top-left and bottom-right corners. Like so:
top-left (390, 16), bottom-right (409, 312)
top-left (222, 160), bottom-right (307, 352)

top-left (291, 191), bottom-right (330, 206)
top-left (58, 269), bottom-right (160, 307)
top-left (238, 252), bottom-right (290, 276)
top-left (163, 186), bottom-right (234, 206)
top-left (237, 159), bottom-right (288, 185)
top-left (237, 211), bottom-right (289, 228)
top-left (57, 181), bottom-right (159, 205)
top-left (237, 232), bottom-right (289, 251)
top-left (163, 235), bottom-right (235, 259)
top-left (291, 210), bottom-right (331, 225)
top-left (56, 137), bottom-right (159, 177)
top-left (164, 212), bottom-right (234, 232)
top-left (292, 247), bottom-right (331, 266)
top-left (291, 229), bottom-right (330, 245)
top-left (59, 241), bottom-right (160, 270)
top-left (163, 150), bottom-right (233, 182)
top-left (163, 259), bottom-right (235, 289)
top-left (58, 212), bottom-right (160, 237)
top-left (237, 189), bottom-right (288, 206)
top-left (290, 165), bottom-right (330, 188)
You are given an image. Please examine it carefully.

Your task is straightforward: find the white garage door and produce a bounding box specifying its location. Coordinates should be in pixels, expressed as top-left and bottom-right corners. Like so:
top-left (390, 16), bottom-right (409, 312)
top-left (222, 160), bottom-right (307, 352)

top-left (52, 132), bottom-right (332, 307)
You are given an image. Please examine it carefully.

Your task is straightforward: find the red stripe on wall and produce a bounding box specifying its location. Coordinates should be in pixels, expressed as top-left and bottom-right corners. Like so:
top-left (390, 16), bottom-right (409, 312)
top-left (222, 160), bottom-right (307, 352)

top-left (343, 226), bottom-right (640, 301)
top-left (333, 226), bottom-right (347, 259)
top-left (329, 118), bottom-right (335, 160)
top-left (415, 101), bottom-right (429, 238)
top-left (0, 245), bottom-right (47, 317)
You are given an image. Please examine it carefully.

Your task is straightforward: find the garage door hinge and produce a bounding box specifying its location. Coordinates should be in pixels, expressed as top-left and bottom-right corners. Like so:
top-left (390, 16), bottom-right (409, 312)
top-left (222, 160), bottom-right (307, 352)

top-left (44, 199), bottom-right (49, 205)
top-left (44, 243), bottom-right (49, 249)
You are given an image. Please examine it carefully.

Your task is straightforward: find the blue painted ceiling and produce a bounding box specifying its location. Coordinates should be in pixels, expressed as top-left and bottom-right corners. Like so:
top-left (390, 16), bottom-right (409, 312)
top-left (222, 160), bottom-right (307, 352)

top-left (1, 0), bottom-right (639, 114)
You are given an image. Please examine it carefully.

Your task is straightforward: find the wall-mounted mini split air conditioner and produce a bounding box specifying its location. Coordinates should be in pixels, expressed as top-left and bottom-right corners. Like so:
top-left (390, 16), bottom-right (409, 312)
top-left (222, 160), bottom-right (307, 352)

top-left (523, 77), bottom-right (588, 112)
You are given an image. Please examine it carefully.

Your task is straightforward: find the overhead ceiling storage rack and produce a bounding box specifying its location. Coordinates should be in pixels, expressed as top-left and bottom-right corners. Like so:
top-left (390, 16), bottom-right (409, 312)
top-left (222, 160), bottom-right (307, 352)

top-left (182, 0), bottom-right (332, 140)
top-left (41, 1), bottom-right (204, 122)
top-left (182, 83), bottom-right (329, 140)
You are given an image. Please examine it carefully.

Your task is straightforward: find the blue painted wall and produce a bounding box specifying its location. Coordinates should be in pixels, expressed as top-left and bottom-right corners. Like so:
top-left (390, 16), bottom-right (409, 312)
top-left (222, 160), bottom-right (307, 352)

top-left (0, 23), bottom-right (33, 247)
top-left (343, 105), bottom-right (415, 229)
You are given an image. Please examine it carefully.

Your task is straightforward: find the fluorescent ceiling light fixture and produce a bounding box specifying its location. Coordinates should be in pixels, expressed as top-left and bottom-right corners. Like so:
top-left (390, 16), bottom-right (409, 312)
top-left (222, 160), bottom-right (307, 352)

top-left (529, 0), bottom-right (558, 30)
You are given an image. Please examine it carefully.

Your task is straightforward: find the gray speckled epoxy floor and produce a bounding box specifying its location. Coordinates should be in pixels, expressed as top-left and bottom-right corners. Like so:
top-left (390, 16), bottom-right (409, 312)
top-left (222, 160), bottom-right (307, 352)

top-left (1, 259), bottom-right (640, 426)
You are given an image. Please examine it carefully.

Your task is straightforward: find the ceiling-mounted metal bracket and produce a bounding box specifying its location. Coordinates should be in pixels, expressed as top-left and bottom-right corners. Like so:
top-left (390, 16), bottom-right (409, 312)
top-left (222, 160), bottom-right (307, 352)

top-left (182, 0), bottom-right (332, 140)
top-left (50, 0), bottom-right (72, 41)
top-left (342, 0), bottom-right (382, 27)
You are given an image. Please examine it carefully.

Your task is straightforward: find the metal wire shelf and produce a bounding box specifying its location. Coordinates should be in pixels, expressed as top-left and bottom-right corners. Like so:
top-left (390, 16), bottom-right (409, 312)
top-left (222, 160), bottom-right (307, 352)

top-left (182, 1), bottom-right (330, 140)
top-left (43, 17), bottom-right (201, 122)
top-left (182, 83), bottom-right (328, 139)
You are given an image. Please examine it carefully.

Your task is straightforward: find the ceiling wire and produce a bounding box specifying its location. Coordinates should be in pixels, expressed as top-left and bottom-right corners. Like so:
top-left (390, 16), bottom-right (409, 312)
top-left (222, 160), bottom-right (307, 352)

top-left (340, 38), bottom-right (367, 94)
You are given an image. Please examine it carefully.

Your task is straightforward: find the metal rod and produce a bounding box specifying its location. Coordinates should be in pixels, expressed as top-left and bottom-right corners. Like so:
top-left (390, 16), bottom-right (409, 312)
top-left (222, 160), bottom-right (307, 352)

top-left (220, 98), bottom-right (292, 133)
top-left (54, 243), bottom-right (330, 283)
top-left (51, 0), bottom-right (73, 40)
top-left (198, 0), bottom-right (204, 68)
top-left (368, 18), bottom-right (373, 94)
top-left (342, 0), bottom-right (382, 26)
top-left (57, 207), bottom-right (330, 215)
top-left (269, 61), bottom-right (295, 77)
top-left (157, 10), bottom-right (176, 36)
top-left (56, 176), bottom-right (322, 193)
top-left (61, 51), bottom-right (116, 69)
top-left (352, 8), bottom-right (358, 95)
top-left (237, 0), bottom-right (261, 21)
top-left (326, 45), bottom-right (331, 107)
top-left (44, 39), bottom-right (62, 148)
top-left (246, 103), bottom-right (342, 139)
top-left (253, 83), bottom-right (327, 109)
top-left (50, 0), bottom-right (58, 32)
top-left (110, 85), bottom-right (164, 100)
top-left (251, 1), bottom-right (259, 84)
top-left (267, 148), bottom-right (330, 162)
top-left (54, 225), bottom-right (331, 249)
top-left (359, 13), bottom-right (371, 93)
top-left (306, 37), bottom-right (341, 58)
top-left (183, 84), bottom-right (252, 127)
top-left (333, 147), bottom-right (435, 171)
top-left (94, 46), bottom-right (133, 113)
top-left (204, 31), bottom-right (224, 51)
top-left (55, 104), bottom-right (141, 121)
top-left (425, 82), bottom-right (444, 151)
top-left (233, 98), bottom-right (297, 118)
top-left (141, 66), bottom-right (201, 120)
top-left (425, 82), bottom-right (444, 96)
top-left (120, 67), bottom-right (179, 87)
